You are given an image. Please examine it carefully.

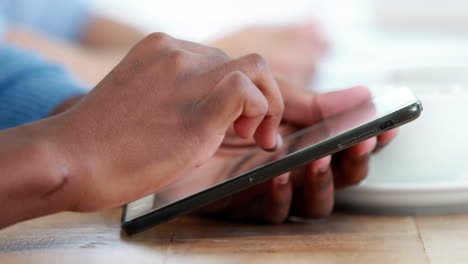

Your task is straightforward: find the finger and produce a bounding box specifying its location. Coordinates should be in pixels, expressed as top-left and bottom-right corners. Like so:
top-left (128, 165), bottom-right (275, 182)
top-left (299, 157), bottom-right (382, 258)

top-left (332, 146), bottom-right (372, 189)
top-left (301, 156), bottom-right (334, 218)
top-left (135, 32), bottom-right (175, 53)
top-left (275, 80), bottom-right (371, 126)
top-left (377, 128), bottom-right (399, 145)
top-left (257, 172), bottom-right (293, 223)
top-left (345, 137), bottom-right (377, 158)
top-left (332, 137), bottom-right (376, 189)
top-left (195, 168), bottom-right (274, 217)
top-left (197, 71), bottom-right (271, 149)
top-left (213, 53), bottom-right (285, 150)
top-left (373, 129), bottom-right (398, 153)
top-left (196, 173), bottom-right (292, 224)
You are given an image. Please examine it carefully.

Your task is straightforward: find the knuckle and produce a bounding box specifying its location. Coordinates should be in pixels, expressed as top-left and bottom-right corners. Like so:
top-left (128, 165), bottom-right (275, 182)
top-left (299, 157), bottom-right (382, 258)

top-left (245, 53), bottom-right (269, 71)
top-left (228, 71), bottom-right (249, 90)
top-left (166, 50), bottom-right (191, 69)
top-left (246, 97), bottom-right (269, 119)
top-left (228, 72), bottom-right (256, 97)
top-left (224, 72), bottom-right (268, 116)
top-left (168, 49), bottom-right (189, 61)
top-left (144, 32), bottom-right (172, 48)
top-left (270, 98), bottom-right (285, 117)
top-left (247, 92), bottom-right (269, 117)
top-left (258, 94), bottom-right (270, 114)
top-left (211, 47), bottom-right (228, 56)
top-left (268, 93), bottom-right (285, 117)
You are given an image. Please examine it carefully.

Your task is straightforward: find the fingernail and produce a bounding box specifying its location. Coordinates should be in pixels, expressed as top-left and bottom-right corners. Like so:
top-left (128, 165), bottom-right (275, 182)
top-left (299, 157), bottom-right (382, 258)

top-left (354, 147), bottom-right (372, 159)
top-left (311, 156), bottom-right (331, 175)
top-left (275, 173), bottom-right (290, 185)
top-left (313, 166), bottom-right (328, 176)
top-left (360, 151), bottom-right (371, 158)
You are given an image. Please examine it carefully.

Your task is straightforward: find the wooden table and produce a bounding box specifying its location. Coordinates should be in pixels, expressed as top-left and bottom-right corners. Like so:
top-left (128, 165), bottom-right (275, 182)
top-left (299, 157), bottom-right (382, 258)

top-left (1, 209), bottom-right (468, 264)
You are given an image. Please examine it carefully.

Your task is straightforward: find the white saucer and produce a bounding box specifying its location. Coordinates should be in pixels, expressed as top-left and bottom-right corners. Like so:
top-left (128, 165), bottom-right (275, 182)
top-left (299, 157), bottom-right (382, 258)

top-left (335, 84), bottom-right (468, 215)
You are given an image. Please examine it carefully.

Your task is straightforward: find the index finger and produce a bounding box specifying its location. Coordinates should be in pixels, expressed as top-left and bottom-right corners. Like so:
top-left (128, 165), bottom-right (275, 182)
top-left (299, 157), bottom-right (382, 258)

top-left (211, 53), bottom-right (285, 150)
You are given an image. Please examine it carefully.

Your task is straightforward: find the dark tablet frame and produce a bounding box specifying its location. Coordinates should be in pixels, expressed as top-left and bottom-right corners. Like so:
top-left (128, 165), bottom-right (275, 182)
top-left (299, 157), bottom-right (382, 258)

top-left (122, 101), bottom-right (422, 235)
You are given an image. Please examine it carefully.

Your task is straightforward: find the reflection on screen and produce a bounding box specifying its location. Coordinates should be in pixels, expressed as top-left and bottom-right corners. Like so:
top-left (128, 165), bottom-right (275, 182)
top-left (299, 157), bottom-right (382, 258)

top-left (125, 88), bottom-right (417, 221)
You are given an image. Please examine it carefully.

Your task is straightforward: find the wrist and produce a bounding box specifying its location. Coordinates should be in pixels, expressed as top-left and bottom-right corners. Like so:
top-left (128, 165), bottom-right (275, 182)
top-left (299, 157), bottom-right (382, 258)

top-left (0, 121), bottom-right (81, 226)
top-left (43, 95), bottom-right (98, 211)
top-left (29, 114), bottom-right (96, 212)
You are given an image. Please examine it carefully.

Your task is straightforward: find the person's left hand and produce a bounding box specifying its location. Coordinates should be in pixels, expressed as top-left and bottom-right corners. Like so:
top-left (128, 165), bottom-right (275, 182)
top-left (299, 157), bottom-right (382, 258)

top-left (191, 81), bottom-right (398, 223)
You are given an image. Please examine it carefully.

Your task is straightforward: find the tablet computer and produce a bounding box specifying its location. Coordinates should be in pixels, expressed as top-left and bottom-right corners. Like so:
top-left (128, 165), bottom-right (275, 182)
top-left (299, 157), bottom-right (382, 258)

top-left (122, 87), bottom-right (422, 234)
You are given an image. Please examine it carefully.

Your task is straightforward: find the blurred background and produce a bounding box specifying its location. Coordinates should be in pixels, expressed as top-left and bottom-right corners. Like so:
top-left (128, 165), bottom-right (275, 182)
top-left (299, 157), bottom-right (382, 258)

top-left (5, 0), bottom-right (468, 90)
top-left (90, 0), bottom-right (468, 91)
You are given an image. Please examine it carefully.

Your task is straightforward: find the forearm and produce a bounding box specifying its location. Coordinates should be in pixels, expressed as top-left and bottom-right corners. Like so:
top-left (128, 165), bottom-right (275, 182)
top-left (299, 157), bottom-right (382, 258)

top-left (0, 121), bottom-right (73, 228)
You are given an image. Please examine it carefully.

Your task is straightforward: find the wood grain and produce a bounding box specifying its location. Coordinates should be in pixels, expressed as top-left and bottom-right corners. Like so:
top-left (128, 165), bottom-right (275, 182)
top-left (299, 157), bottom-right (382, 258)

top-left (1, 209), bottom-right (467, 264)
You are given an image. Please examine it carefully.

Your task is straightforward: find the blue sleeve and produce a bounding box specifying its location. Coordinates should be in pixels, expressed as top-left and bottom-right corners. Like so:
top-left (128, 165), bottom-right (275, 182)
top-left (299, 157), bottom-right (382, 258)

top-left (0, 15), bottom-right (6, 38)
top-left (0, 0), bottom-right (92, 42)
top-left (0, 45), bottom-right (87, 130)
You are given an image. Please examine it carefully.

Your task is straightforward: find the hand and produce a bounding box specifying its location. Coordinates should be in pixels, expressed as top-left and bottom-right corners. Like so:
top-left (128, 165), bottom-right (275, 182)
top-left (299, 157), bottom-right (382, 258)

top-left (209, 22), bottom-right (328, 88)
top-left (195, 83), bottom-right (398, 223)
top-left (41, 33), bottom-right (286, 212)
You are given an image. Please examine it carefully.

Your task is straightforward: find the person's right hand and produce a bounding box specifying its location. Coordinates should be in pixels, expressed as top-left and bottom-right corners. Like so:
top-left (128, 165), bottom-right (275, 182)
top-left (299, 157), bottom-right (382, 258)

top-left (40, 33), bottom-right (285, 212)
top-left (192, 84), bottom-right (397, 223)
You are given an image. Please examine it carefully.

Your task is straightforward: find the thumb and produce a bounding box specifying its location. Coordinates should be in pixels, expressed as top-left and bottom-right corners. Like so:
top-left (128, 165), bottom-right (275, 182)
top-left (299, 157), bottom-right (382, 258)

top-left (276, 77), bottom-right (371, 126)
